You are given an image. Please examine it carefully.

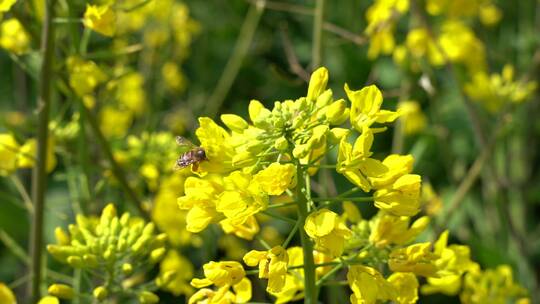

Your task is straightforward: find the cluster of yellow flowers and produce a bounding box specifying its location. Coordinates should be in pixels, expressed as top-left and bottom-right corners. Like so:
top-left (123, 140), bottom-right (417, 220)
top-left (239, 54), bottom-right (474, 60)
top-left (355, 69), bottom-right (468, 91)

top-left (0, 133), bottom-right (56, 175)
top-left (173, 68), bottom-right (531, 303)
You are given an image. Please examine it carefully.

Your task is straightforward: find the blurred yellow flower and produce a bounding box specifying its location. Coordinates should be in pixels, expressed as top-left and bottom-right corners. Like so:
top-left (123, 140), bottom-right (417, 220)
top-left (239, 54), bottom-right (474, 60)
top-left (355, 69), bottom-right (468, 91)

top-left (388, 272), bottom-right (419, 304)
top-left (37, 296), bottom-right (59, 304)
top-left (0, 283), bottom-right (16, 304)
top-left (0, 133), bottom-right (20, 175)
top-left (66, 57), bottom-right (107, 97)
top-left (397, 101), bottom-right (427, 135)
top-left (0, 18), bottom-right (30, 55)
top-left (388, 242), bottom-right (439, 277)
top-left (158, 250), bottom-right (194, 296)
top-left (365, 0), bottom-right (409, 59)
top-left (99, 106), bottom-right (133, 138)
top-left (83, 4), bottom-right (116, 37)
top-left (0, 0), bottom-right (16, 12)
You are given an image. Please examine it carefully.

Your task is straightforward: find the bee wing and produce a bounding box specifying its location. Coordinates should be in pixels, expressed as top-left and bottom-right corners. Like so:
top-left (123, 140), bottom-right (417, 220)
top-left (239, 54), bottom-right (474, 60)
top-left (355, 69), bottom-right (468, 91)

top-left (176, 136), bottom-right (194, 147)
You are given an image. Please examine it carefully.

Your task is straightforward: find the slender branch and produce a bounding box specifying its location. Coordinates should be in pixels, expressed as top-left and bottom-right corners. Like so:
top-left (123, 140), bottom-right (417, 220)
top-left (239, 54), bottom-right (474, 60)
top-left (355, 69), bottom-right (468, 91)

top-left (312, 0), bottom-right (325, 69)
top-left (267, 201), bottom-right (296, 209)
top-left (29, 0), bottom-right (56, 300)
top-left (261, 210), bottom-right (297, 225)
top-left (322, 22), bottom-right (367, 45)
top-left (10, 175), bottom-right (34, 213)
top-left (280, 24), bottom-right (309, 81)
top-left (206, 0), bottom-right (266, 118)
top-left (79, 103), bottom-right (148, 220)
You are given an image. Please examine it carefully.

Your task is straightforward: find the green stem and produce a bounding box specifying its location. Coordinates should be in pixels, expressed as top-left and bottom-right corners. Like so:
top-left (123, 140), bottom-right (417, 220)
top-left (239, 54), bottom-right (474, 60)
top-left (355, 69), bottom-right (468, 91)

top-left (267, 201), bottom-right (296, 209)
top-left (282, 220), bottom-right (300, 248)
top-left (312, 0), bottom-right (325, 69)
top-left (10, 175), bottom-right (34, 213)
top-left (316, 263), bottom-right (343, 287)
top-left (261, 210), bottom-right (297, 225)
top-left (296, 165), bottom-right (317, 304)
top-left (205, 0), bottom-right (265, 118)
top-left (313, 196), bottom-right (372, 202)
top-left (29, 0), bottom-right (56, 300)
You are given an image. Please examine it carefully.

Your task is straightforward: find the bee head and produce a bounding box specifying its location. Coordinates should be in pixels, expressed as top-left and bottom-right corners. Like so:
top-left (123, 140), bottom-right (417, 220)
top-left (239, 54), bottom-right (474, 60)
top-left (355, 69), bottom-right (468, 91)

top-left (196, 149), bottom-right (206, 159)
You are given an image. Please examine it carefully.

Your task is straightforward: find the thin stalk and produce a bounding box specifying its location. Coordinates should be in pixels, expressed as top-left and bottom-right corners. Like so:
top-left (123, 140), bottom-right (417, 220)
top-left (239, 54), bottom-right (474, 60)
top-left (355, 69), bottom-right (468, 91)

top-left (295, 165), bottom-right (317, 304)
top-left (316, 263), bottom-right (343, 287)
top-left (79, 103), bottom-right (148, 220)
top-left (29, 0), bottom-right (56, 300)
top-left (282, 220), bottom-right (300, 248)
top-left (206, 0), bottom-right (266, 118)
top-left (10, 175), bottom-right (34, 213)
top-left (267, 201), bottom-right (296, 209)
top-left (261, 210), bottom-right (297, 225)
top-left (312, 0), bottom-right (325, 69)
top-left (313, 196), bottom-right (372, 202)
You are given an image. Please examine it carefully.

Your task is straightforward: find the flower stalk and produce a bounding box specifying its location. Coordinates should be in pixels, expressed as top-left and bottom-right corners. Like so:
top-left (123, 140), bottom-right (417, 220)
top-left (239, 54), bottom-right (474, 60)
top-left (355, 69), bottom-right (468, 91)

top-left (29, 0), bottom-right (56, 301)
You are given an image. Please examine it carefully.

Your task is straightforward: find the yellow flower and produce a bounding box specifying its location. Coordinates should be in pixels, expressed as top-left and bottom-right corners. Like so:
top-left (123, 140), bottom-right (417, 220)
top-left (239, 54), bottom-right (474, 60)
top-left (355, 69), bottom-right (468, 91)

top-left (66, 57), bottom-right (107, 97)
top-left (337, 127), bottom-right (387, 192)
top-left (368, 154), bottom-right (414, 189)
top-left (346, 84), bottom-right (400, 132)
top-left (190, 261), bottom-right (247, 290)
top-left (188, 277), bottom-right (251, 304)
top-left (365, 0), bottom-right (409, 59)
top-left (253, 163), bottom-right (296, 195)
top-left (422, 230), bottom-right (479, 295)
top-left (243, 246), bottom-right (288, 293)
top-left (220, 216), bottom-right (260, 241)
top-left (438, 20), bottom-right (486, 73)
top-left (177, 174), bottom-right (224, 233)
top-left (397, 101), bottom-right (427, 135)
top-left (38, 296), bottom-right (59, 304)
top-left (0, 18), bottom-right (30, 55)
top-left (83, 4), bottom-right (116, 37)
top-left (388, 272), bottom-right (419, 304)
top-left (307, 67), bottom-right (329, 101)
top-left (342, 201), bottom-right (362, 224)
top-left (347, 265), bottom-right (396, 304)
top-left (0, 283), bottom-right (16, 304)
top-left (304, 208), bottom-right (352, 257)
top-left (114, 72), bottom-right (147, 117)
top-left (373, 174), bottom-right (422, 216)
top-left (217, 171), bottom-right (268, 226)
top-left (158, 250), bottom-right (194, 296)
top-left (460, 265), bottom-right (528, 304)
top-left (405, 28), bottom-right (445, 66)
top-left (47, 284), bottom-right (74, 300)
top-left (162, 62), bottom-right (186, 92)
top-left (369, 213), bottom-right (430, 248)
top-left (388, 242), bottom-right (439, 277)
top-left (0, 0), bottom-right (17, 12)
top-left (421, 181), bottom-right (443, 216)
top-left (194, 117), bottom-right (235, 175)
top-left (17, 137), bottom-right (57, 173)
top-left (0, 133), bottom-right (20, 175)
top-left (268, 247), bottom-right (305, 304)
top-left (99, 106), bottom-right (133, 138)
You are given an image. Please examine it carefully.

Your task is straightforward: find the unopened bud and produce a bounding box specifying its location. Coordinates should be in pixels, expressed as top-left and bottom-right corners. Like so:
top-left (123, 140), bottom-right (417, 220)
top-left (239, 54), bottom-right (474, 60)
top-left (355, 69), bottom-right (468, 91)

top-left (138, 291), bottom-right (159, 304)
top-left (307, 67), bottom-right (329, 101)
top-left (54, 227), bottom-right (70, 245)
top-left (221, 114), bottom-right (248, 132)
top-left (150, 247), bottom-right (166, 263)
top-left (93, 286), bottom-right (108, 301)
top-left (67, 256), bottom-right (84, 268)
top-left (48, 284), bottom-right (74, 299)
top-left (326, 99), bottom-right (349, 124)
top-left (122, 263), bottom-right (133, 275)
top-left (274, 137), bottom-right (288, 151)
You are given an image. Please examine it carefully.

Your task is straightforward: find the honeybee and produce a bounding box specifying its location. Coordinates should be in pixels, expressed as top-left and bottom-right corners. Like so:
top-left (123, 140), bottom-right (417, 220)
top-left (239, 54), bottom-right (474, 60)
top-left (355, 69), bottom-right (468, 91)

top-left (174, 136), bottom-right (208, 171)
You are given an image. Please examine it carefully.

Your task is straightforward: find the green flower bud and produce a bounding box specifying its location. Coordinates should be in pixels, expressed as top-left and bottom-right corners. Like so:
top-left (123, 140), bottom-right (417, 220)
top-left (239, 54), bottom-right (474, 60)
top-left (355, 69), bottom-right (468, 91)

top-left (138, 291), bottom-right (159, 304)
top-left (221, 114), bottom-right (248, 132)
top-left (307, 67), bottom-right (329, 101)
top-left (67, 256), bottom-right (84, 268)
top-left (315, 89), bottom-right (333, 108)
top-left (93, 286), bottom-right (108, 301)
top-left (83, 254), bottom-right (98, 267)
top-left (274, 137), bottom-right (288, 151)
top-left (48, 284), bottom-right (74, 300)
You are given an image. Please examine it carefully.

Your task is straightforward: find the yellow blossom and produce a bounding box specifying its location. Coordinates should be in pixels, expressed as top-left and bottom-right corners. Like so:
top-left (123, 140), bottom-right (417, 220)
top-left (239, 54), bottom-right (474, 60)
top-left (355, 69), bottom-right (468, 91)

top-left (388, 242), bottom-right (439, 277)
top-left (162, 62), bottom-right (186, 92)
top-left (158, 250), bottom-right (194, 296)
top-left (346, 84), bottom-right (400, 132)
top-left (177, 174), bottom-right (224, 233)
top-left (38, 296), bottom-right (59, 304)
top-left (193, 117), bottom-right (235, 174)
top-left (0, 0), bottom-right (17, 12)
top-left (307, 67), bottom-right (328, 101)
top-left (114, 72), bottom-right (147, 116)
top-left (397, 101), bottom-right (427, 135)
top-left (220, 216), bottom-right (260, 240)
top-left (268, 247), bottom-right (305, 304)
top-left (388, 272), bottom-right (419, 304)
top-left (368, 154), bottom-right (414, 189)
top-left (243, 246), bottom-right (288, 293)
top-left (99, 106), bottom-right (133, 138)
top-left (369, 212), bottom-right (430, 248)
top-left (191, 261), bottom-right (246, 288)
top-left (188, 277), bottom-right (251, 304)
top-left (66, 57), bottom-right (107, 97)
top-left (365, 0), bottom-right (409, 59)
top-left (304, 208), bottom-right (352, 257)
top-left (422, 181), bottom-right (443, 216)
top-left (0, 18), bottom-right (30, 55)
top-left (374, 174), bottom-right (422, 216)
top-left (460, 265), bottom-right (529, 304)
top-left (83, 4), bottom-right (116, 37)
top-left (253, 163), bottom-right (296, 195)
top-left (347, 265), bottom-right (396, 304)
top-left (0, 283), bottom-right (16, 304)
top-left (17, 137), bottom-right (57, 173)
top-left (0, 133), bottom-right (20, 175)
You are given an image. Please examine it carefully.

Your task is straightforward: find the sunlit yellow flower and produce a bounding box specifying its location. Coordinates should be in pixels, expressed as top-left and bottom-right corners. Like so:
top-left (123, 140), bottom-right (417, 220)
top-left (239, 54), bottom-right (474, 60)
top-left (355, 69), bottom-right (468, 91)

top-left (365, 0), bottom-right (409, 59)
top-left (422, 230), bottom-right (479, 295)
top-left (0, 18), bottom-right (30, 55)
top-left (388, 242), bottom-right (439, 277)
top-left (388, 272), bottom-right (419, 304)
top-left (193, 117), bottom-right (235, 175)
top-left (177, 174), bottom-right (224, 232)
top-left (244, 246), bottom-right (288, 293)
top-left (83, 4), bottom-right (116, 37)
top-left (253, 163), bottom-right (296, 195)
top-left (374, 174), bottom-right (422, 216)
top-left (460, 265), bottom-right (528, 304)
top-left (17, 137), bottom-right (57, 173)
top-left (307, 67), bottom-right (328, 101)
top-left (38, 296), bottom-right (59, 304)
top-left (66, 57), bottom-right (107, 97)
top-left (99, 106), bottom-right (133, 138)
top-left (0, 0), bottom-right (17, 12)
top-left (268, 247), bottom-right (305, 304)
top-left (304, 208), bottom-right (352, 257)
top-left (346, 84), bottom-right (400, 132)
top-left (0, 283), bottom-right (16, 304)
top-left (188, 277), bottom-right (251, 304)
top-left (368, 154), bottom-right (414, 189)
top-left (348, 265), bottom-right (396, 304)
top-left (220, 216), bottom-right (260, 241)
top-left (114, 72), bottom-right (147, 116)
top-left (405, 28), bottom-right (445, 66)
top-left (191, 261), bottom-right (246, 288)
top-left (337, 127), bottom-right (387, 192)
top-left (369, 212), bottom-right (429, 248)
top-left (162, 62), bottom-right (186, 92)
top-left (438, 20), bottom-right (486, 73)
top-left (158, 250), bottom-right (194, 296)
top-left (479, 3), bottom-right (502, 26)
top-left (217, 171), bottom-right (268, 226)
